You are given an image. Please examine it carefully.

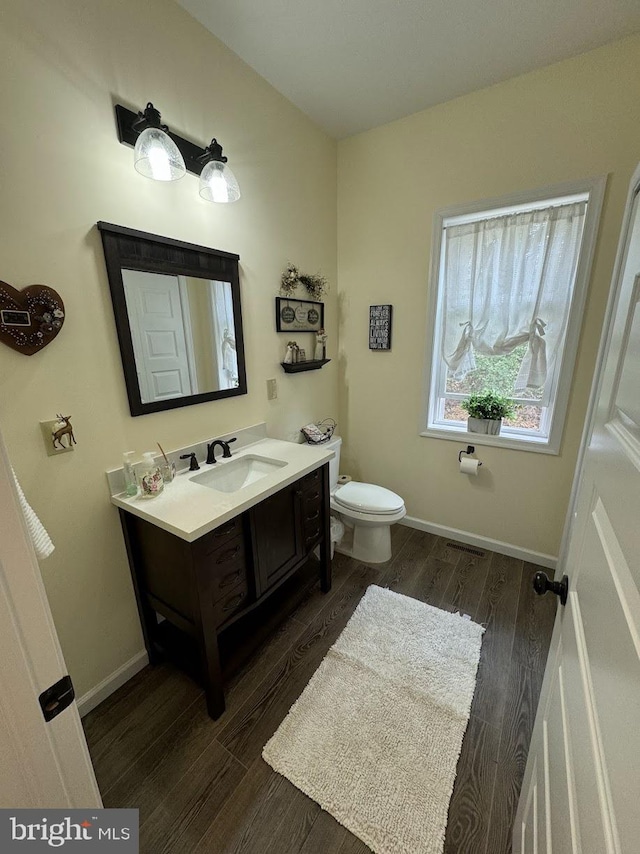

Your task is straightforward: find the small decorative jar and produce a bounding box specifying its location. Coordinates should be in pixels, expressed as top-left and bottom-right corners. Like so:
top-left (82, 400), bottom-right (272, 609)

top-left (160, 460), bottom-right (176, 483)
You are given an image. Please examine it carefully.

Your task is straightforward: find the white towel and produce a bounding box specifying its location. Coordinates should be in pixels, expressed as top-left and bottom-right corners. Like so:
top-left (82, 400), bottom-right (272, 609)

top-left (11, 468), bottom-right (55, 560)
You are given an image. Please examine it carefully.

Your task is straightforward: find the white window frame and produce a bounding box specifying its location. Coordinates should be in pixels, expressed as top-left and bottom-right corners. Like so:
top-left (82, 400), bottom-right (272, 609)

top-left (421, 176), bottom-right (607, 454)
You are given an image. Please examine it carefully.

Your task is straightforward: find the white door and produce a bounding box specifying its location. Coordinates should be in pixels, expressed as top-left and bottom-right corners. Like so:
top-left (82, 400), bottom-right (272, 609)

top-left (122, 270), bottom-right (194, 403)
top-left (514, 165), bottom-right (640, 853)
top-left (0, 425), bottom-right (101, 807)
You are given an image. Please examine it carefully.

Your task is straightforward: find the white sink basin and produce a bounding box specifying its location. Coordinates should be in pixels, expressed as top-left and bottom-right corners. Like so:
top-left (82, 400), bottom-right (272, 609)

top-left (191, 454), bottom-right (287, 493)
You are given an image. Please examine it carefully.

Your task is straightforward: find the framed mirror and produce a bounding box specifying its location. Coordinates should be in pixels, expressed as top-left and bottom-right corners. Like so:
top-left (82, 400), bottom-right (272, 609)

top-left (98, 222), bottom-right (247, 416)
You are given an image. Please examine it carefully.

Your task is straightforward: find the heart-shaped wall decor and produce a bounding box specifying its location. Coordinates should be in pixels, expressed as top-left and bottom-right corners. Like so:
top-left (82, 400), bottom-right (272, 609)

top-left (0, 281), bottom-right (65, 355)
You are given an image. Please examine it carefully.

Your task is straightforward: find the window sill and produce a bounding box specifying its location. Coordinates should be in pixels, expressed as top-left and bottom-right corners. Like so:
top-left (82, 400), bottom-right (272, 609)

top-left (421, 426), bottom-right (559, 455)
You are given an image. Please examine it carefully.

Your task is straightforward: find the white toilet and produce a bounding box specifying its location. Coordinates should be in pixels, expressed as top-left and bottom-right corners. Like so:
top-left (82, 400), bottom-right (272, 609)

top-left (325, 436), bottom-right (405, 563)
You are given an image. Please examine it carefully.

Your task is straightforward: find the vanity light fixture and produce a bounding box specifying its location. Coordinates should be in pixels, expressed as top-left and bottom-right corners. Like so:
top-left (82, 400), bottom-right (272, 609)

top-left (115, 102), bottom-right (241, 202)
top-left (198, 139), bottom-right (241, 203)
top-left (131, 103), bottom-right (186, 182)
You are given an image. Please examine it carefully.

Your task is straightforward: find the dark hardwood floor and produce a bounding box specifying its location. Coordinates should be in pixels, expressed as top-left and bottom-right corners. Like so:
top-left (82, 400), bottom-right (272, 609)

top-left (83, 527), bottom-right (556, 854)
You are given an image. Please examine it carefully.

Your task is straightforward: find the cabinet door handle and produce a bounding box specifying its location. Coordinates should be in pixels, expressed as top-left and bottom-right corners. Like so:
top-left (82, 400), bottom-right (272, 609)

top-left (216, 544), bottom-right (240, 564)
top-left (305, 529), bottom-right (320, 544)
top-left (307, 490), bottom-right (320, 501)
top-left (223, 591), bottom-right (245, 612)
top-left (306, 510), bottom-right (320, 522)
top-left (219, 568), bottom-right (243, 589)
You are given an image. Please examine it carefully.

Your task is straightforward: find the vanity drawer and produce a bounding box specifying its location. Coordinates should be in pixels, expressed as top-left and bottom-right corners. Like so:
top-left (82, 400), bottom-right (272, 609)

top-left (300, 484), bottom-right (322, 512)
top-left (299, 467), bottom-right (322, 495)
top-left (301, 488), bottom-right (322, 515)
top-left (197, 516), bottom-right (243, 556)
top-left (211, 560), bottom-right (247, 602)
top-left (213, 578), bottom-right (249, 627)
top-left (303, 523), bottom-right (322, 551)
top-left (302, 501), bottom-right (322, 533)
top-left (209, 536), bottom-right (245, 571)
top-left (299, 467), bottom-right (325, 552)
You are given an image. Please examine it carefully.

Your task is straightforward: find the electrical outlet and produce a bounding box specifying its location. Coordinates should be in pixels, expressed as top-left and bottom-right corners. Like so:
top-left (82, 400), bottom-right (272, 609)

top-left (266, 378), bottom-right (277, 400)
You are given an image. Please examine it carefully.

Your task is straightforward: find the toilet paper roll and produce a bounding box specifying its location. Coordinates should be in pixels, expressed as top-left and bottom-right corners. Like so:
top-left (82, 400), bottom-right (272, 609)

top-left (460, 457), bottom-right (480, 476)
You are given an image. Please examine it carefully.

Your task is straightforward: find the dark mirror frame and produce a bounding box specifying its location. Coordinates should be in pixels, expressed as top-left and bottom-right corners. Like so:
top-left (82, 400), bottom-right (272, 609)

top-left (97, 222), bottom-right (247, 417)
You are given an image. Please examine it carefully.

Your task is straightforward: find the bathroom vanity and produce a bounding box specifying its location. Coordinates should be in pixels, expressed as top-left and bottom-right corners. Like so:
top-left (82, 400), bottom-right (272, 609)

top-left (110, 432), bottom-right (333, 719)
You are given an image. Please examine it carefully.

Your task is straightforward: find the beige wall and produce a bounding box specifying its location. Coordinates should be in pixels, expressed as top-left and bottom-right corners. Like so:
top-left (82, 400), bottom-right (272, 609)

top-left (0, 0), bottom-right (337, 696)
top-left (2, 0), bottom-right (639, 700)
top-left (337, 35), bottom-right (640, 558)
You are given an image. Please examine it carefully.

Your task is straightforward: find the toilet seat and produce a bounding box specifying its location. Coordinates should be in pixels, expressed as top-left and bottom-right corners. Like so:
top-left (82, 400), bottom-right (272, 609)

top-left (333, 481), bottom-right (404, 515)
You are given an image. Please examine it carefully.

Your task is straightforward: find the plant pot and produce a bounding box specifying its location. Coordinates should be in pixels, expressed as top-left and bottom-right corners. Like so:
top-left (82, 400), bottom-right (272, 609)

top-left (467, 417), bottom-right (502, 435)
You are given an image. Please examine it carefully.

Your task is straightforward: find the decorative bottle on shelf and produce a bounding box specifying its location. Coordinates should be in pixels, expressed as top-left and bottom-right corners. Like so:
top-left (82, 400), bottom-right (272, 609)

top-left (284, 342), bottom-right (294, 364)
top-left (314, 328), bottom-right (327, 361)
top-left (138, 452), bottom-right (164, 498)
top-left (122, 451), bottom-right (138, 497)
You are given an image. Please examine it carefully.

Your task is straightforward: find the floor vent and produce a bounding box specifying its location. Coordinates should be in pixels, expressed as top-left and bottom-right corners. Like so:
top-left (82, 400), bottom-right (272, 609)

top-left (445, 542), bottom-right (486, 558)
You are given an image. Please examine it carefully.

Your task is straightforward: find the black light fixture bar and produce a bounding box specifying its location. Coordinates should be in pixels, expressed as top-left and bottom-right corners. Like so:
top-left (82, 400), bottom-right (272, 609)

top-left (115, 104), bottom-right (208, 177)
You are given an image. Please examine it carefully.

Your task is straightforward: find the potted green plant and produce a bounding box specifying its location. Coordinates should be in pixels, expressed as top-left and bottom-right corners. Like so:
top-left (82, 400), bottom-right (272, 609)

top-left (461, 391), bottom-right (516, 435)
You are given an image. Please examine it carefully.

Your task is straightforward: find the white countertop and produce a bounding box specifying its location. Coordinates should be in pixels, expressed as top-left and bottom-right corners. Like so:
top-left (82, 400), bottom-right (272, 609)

top-left (110, 437), bottom-right (334, 542)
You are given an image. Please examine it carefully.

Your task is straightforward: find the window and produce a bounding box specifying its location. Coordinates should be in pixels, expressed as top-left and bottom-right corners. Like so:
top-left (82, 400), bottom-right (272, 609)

top-left (422, 178), bottom-right (605, 453)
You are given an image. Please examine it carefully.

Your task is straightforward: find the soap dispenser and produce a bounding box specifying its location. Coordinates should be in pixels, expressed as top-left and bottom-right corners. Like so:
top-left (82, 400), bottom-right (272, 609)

top-left (122, 451), bottom-right (138, 497)
top-left (138, 452), bottom-right (164, 498)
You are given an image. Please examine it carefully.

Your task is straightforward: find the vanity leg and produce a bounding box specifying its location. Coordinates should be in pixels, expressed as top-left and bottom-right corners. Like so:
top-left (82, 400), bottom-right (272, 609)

top-left (198, 630), bottom-right (226, 720)
top-left (194, 567), bottom-right (226, 720)
top-left (119, 509), bottom-right (162, 665)
top-left (320, 464), bottom-right (332, 593)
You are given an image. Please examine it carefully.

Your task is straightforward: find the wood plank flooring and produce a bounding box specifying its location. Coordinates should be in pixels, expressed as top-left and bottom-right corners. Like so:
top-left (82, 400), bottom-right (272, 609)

top-left (83, 528), bottom-right (556, 854)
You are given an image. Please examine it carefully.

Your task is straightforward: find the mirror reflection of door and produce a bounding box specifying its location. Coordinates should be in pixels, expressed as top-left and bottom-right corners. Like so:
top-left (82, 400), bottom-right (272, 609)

top-left (122, 270), bottom-right (194, 403)
top-left (122, 270), bottom-right (238, 404)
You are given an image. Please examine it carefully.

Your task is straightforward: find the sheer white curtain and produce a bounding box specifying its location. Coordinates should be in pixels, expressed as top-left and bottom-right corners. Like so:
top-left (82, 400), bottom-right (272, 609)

top-left (210, 281), bottom-right (238, 389)
top-left (442, 201), bottom-right (586, 392)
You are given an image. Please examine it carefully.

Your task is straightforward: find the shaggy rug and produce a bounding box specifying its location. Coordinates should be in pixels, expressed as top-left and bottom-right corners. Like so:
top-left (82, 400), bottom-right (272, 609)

top-left (262, 585), bottom-right (485, 854)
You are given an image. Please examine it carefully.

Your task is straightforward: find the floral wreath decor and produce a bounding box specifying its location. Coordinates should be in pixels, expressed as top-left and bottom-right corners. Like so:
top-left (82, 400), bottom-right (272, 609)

top-left (280, 263), bottom-right (328, 301)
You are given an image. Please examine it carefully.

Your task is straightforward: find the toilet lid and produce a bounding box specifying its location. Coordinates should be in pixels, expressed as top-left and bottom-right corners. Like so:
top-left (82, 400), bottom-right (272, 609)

top-left (333, 481), bottom-right (404, 515)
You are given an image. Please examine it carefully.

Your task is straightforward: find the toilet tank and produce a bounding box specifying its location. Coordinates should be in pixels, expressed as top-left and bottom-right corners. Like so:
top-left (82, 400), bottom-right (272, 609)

top-left (322, 435), bottom-right (342, 489)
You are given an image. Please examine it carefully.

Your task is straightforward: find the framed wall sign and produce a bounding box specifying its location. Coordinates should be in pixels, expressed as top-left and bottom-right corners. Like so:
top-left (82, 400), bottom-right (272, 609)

top-left (369, 304), bottom-right (393, 350)
top-left (276, 297), bottom-right (324, 332)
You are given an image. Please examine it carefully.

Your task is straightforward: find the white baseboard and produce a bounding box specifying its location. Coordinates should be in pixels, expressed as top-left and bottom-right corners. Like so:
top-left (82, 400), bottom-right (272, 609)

top-left (76, 650), bottom-right (149, 718)
top-left (400, 516), bottom-right (557, 569)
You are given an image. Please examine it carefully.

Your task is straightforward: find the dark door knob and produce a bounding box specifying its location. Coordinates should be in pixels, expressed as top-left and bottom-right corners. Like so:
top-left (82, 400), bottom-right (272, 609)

top-left (533, 571), bottom-right (569, 606)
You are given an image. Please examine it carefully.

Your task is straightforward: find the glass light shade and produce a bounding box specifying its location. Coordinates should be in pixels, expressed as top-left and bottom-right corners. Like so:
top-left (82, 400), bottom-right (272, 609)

top-left (133, 127), bottom-right (186, 181)
top-left (199, 160), bottom-right (241, 203)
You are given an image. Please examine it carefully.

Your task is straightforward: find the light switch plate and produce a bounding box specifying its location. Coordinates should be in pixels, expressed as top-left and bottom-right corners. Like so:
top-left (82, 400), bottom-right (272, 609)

top-left (267, 378), bottom-right (277, 400)
top-left (40, 419), bottom-right (75, 456)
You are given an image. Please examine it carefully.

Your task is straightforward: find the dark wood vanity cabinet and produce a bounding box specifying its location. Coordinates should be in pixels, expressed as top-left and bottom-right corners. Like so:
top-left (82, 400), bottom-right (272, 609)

top-left (119, 463), bottom-right (331, 719)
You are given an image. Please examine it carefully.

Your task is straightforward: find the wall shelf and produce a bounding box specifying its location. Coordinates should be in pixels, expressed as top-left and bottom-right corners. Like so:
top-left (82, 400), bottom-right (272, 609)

top-left (280, 358), bottom-right (330, 374)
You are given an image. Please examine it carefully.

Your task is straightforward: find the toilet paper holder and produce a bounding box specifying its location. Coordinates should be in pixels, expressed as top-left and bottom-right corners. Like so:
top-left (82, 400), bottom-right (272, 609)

top-left (458, 446), bottom-right (482, 465)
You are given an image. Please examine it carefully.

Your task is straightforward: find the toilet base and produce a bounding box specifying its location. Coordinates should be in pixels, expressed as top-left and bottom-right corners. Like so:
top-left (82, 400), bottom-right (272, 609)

top-left (334, 518), bottom-right (393, 564)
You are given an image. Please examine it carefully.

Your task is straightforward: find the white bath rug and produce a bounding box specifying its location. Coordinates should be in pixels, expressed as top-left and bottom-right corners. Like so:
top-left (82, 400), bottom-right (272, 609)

top-left (262, 585), bottom-right (485, 854)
